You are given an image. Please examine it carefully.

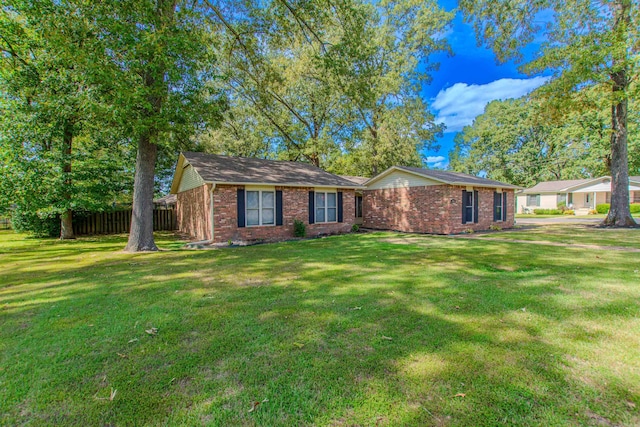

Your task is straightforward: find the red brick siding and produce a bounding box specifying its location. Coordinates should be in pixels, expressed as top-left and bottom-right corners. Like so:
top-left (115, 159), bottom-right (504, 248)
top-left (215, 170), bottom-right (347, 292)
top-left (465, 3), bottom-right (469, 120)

top-left (364, 185), bottom-right (515, 234)
top-left (176, 184), bottom-right (212, 241)
top-left (212, 185), bottom-right (356, 244)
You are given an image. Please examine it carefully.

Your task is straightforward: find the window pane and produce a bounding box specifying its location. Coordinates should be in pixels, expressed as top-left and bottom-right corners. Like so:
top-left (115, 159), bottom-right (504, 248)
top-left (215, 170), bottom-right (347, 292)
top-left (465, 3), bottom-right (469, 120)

top-left (247, 191), bottom-right (259, 209)
top-left (262, 208), bottom-right (274, 225)
top-left (247, 209), bottom-right (260, 226)
top-left (327, 207), bottom-right (337, 222)
top-left (316, 192), bottom-right (325, 208)
top-left (327, 193), bottom-right (336, 207)
top-left (316, 208), bottom-right (325, 223)
top-left (262, 191), bottom-right (274, 208)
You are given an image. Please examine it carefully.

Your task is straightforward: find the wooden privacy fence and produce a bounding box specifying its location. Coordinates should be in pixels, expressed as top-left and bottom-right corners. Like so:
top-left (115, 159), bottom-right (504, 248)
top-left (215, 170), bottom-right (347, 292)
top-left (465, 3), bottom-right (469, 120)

top-left (0, 217), bottom-right (10, 230)
top-left (73, 209), bottom-right (177, 236)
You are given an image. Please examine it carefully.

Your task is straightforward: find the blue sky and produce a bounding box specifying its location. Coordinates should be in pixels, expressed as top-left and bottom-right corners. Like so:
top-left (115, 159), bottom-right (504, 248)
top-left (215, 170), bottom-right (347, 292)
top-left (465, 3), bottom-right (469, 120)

top-left (421, 3), bottom-right (549, 169)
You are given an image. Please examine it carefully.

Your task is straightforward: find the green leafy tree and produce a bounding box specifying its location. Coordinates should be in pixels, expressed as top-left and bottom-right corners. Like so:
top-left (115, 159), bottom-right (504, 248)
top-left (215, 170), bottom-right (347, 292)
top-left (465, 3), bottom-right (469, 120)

top-left (460, 0), bottom-right (639, 226)
top-left (0, 0), bottom-right (131, 238)
top-left (325, 0), bottom-right (451, 176)
top-left (206, 0), bottom-right (353, 167)
top-left (84, 0), bottom-right (225, 251)
top-left (448, 96), bottom-right (610, 187)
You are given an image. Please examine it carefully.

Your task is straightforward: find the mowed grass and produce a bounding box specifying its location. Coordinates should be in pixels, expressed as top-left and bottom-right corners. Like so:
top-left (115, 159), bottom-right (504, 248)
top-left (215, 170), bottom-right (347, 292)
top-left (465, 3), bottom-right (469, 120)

top-left (1, 229), bottom-right (639, 426)
top-left (480, 224), bottom-right (640, 249)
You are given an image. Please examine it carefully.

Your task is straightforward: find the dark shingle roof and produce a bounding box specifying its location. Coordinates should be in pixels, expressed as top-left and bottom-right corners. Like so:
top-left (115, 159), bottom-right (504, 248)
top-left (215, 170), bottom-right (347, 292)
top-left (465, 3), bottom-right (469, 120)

top-left (393, 166), bottom-right (521, 189)
top-left (338, 175), bottom-right (369, 185)
top-left (154, 194), bottom-right (177, 205)
top-left (182, 152), bottom-right (362, 188)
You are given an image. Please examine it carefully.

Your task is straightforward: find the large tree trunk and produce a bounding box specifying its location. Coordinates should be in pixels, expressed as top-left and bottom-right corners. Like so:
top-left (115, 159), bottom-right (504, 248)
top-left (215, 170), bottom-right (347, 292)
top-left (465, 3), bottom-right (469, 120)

top-left (125, 134), bottom-right (158, 251)
top-left (60, 122), bottom-right (75, 239)
top-left (603, 0), bottom-right (635, 227)
top-left (124, 0), bottom-right (175, 251)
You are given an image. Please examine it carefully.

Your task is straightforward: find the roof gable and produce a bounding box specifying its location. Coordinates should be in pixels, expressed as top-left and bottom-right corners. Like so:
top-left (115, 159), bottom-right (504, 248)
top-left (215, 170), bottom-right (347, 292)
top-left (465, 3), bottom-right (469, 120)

top-left (366, 166), bottom-right (521, 189)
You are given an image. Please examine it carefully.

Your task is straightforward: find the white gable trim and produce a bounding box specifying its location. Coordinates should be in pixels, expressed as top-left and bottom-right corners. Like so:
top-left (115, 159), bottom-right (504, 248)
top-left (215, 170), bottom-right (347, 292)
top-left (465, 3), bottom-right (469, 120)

top-left (365, 166), bottom-right (450, 187)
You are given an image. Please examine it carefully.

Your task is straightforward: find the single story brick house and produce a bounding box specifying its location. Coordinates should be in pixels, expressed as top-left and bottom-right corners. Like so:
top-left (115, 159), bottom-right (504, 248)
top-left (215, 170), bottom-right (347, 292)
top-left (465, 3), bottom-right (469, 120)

top-left (516, 176), bottom-right (640, 215)
top-left (362, 166), bottom-right (520, 234)
top-left (170, 153), bottom-right (520, 242)
top-left (170, 152), bottom-right (364, 243)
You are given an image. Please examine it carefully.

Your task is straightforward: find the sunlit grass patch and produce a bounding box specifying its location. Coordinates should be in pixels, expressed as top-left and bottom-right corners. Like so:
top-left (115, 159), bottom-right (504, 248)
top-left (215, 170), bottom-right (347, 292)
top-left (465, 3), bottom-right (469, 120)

top-left (1, 229), bottom-right (639, 426)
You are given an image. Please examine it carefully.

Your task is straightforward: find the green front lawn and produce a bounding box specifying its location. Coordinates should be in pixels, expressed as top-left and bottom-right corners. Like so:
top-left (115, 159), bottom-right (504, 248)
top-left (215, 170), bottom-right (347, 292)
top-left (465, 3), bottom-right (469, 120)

top-left (481, 224), bottom-right (640, 249)
top-left (515, 213), bottom-right (640, 219)
top-left (1, 230), bottom-right (639, 426)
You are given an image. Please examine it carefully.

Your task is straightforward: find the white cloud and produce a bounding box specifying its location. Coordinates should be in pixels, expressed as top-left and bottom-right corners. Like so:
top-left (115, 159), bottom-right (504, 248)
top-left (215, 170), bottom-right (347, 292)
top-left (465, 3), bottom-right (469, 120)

top-left (426, 156), bottom-right (446, 164)
top-left (425, 156), bottom-right (447, 169)
top-left (432, 76), bottom-right (550, 133)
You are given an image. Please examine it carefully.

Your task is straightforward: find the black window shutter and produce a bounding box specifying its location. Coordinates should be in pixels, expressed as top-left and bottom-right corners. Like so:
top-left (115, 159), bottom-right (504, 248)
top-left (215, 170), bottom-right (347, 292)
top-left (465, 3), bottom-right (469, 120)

top-left (337, 191), bottom-right (343, 223)
top-left (308, 191), bottom-right (315, 224)
top-left (276, 190), bottom-right (283, 226)
top-left (502, 192), bottom-right (508, 222)
top-left (461, 190), bottom-right (467, 224)
top-left (493, 192), bottom-right (500, 221)
top-left (473, 190), bottom-right (479, 223)
top-left (237, 189), bottom-right (245, 228)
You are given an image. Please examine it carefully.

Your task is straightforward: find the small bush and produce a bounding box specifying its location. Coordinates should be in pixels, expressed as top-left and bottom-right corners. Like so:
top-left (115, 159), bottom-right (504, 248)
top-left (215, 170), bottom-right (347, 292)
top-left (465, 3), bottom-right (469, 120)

top-left (557, 201), bottom-right (568, 211)
top-left (589, 209), bottom-right (598, 215)
top-left (464, 228), bottom-right (475, 234)
top-left (596, 203), bottom-right (610, 214)
top-left (293, 219), bottom-right (306, 237)
top-left (351, 224), bottom-right (360, 232)
top-left (11, 208), bottom-right (60, 237)
top-left (631, 204), bottom-right (640, 214)
top-left (563, 210), bottom-right (575, 215)
top-left (533, 209), bottom-right (563, 215)
top-left (489, 224), bottom-right (502, 231)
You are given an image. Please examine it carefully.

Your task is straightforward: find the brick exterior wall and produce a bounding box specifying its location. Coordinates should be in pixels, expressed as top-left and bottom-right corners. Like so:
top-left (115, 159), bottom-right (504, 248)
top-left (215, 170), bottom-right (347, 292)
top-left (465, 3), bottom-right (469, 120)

top-left (212, 185), bottom-right (356, 244)
top-left (363, 185), bottom-right (515, 234)
top-left (176, 184), bottom-right (212, 241)
top-left (177, 184), bottom-right (356, 243)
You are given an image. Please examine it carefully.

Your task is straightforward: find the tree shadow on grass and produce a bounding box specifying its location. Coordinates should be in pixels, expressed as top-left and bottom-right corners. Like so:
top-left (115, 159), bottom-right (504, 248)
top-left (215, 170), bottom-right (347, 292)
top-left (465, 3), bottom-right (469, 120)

top-left (1, 232), bottom-right (639, 426)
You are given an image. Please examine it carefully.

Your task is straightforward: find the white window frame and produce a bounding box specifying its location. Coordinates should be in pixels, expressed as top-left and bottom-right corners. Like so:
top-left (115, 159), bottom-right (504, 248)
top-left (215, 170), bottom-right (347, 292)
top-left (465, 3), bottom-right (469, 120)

top-left (464, 190), bottom-right (474, 223)
top-left (246, 190), bottom-right (275, 227)
top-left (495, 191), bottom-right (503, 222)
top-left (315, 191), bottom-right (337, 224)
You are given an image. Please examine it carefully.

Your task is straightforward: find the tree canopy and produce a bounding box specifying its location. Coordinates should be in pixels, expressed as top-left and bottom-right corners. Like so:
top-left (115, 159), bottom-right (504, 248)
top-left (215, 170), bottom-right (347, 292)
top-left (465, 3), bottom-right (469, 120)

top-left (459, 0), bottom-right (639, 225)
top-left (449, 89), bottom-right (640, 188)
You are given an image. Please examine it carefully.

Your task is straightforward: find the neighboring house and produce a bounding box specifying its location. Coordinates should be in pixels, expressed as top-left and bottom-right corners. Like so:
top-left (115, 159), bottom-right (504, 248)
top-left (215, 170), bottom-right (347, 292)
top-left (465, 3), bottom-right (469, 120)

top-left (362, 166), bottom-right (520, 234)
top-left (517, 176), bottom-right (640, 214)
top-left (170, 152), bottom-right (363, 243)
top-left (153, 194), bottom-right (177, 209)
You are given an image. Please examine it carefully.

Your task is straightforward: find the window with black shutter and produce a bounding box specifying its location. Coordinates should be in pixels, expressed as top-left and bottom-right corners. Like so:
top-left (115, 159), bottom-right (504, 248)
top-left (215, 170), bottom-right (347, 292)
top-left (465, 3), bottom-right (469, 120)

top-left (462, 190), bottom-right (474, 224)
top-left (494, 192), bottom-right (503, 221)
top-left (473, 190), bottom-right (479, 223)
top-left (502, 192), bottom-right (507, 221)
top-left (355, 195), bottom-right (363, 218)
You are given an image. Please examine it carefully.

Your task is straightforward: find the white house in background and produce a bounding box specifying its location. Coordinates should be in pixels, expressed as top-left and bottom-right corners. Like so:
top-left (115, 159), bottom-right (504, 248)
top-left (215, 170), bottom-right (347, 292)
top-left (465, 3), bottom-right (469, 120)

top-left (517, 176), bottom-right (640, 214)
